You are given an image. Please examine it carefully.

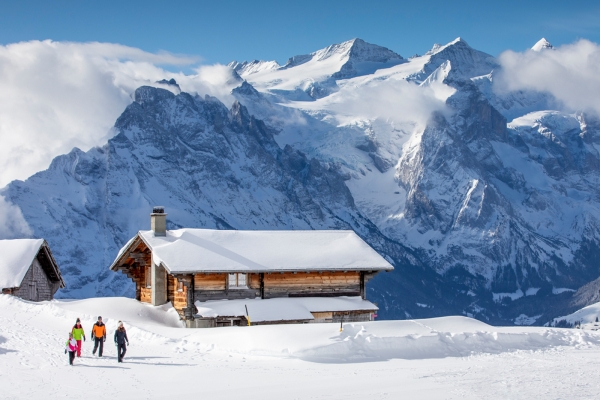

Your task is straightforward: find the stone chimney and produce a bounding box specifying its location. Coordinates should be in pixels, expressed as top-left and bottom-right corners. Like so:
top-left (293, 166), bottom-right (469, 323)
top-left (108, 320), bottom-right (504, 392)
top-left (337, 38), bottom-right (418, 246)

top-left (151, 206), bottom-right (167, 236)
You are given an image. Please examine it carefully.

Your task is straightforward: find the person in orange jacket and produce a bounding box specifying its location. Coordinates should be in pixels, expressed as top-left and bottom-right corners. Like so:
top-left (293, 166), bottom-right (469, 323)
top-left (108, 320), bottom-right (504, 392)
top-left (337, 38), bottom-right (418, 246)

top-left (91, 316), bottom-right (106, 357)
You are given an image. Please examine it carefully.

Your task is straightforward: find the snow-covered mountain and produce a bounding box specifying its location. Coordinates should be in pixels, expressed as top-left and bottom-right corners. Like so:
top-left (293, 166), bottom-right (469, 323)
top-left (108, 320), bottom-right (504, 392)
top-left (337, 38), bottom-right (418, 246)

top-left (3, 37), bottom-right (600, 324)
top-left (230, 38), bottom-right (405, 100)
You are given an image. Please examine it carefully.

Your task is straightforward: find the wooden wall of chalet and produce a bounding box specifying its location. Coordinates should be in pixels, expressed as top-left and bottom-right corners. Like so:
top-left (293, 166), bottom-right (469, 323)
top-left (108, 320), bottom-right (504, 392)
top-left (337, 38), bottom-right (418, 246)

top-left (167, 274), bottom-right (187, 315)
top-left (13, 257), bottom-right (57, 301)
top-left (193, 273), bottom-right (259, 302)
top-left (128, 265), bottom-right (151, 304)
top-left (262, 271), bottom-right (360, 298)
top-left (190, 271), bottom-right (361, 302)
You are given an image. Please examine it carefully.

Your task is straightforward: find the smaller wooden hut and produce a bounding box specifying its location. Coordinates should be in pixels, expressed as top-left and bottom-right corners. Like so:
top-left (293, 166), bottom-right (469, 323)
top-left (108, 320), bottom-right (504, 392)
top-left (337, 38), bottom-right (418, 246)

top-left (0, 239), bottom-right (65, 301)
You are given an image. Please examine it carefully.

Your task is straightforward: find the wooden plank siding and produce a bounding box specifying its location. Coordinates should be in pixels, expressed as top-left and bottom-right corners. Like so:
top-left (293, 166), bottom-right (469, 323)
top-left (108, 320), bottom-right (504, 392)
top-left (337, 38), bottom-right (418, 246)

top-left (169, 275), bottom-right (187, 315)
top-left (263, 271), bottom-right (361, 298)
top-left (140, 287), bottom-right (152, 303)
top-left (12, 258), bottom-right (55, 301)
top-left (194, 274), bottom-right (226, 290)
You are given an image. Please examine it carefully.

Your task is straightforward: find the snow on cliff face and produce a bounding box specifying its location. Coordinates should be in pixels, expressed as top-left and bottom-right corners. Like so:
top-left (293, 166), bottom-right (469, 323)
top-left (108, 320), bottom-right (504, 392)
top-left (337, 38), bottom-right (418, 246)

top-left (238, 38), bottom-right (405, 100)
top-left (228, 60), bottom-right (281, 76)
top-left (3, 37), bottom-right (600, 324)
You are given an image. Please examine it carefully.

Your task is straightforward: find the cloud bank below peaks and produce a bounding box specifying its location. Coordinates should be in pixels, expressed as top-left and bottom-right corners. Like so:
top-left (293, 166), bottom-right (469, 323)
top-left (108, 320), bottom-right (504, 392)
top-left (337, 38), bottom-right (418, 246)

top-left (0, 195), bottom-right (32, 239)
top-left (0, 40), bottom-right (238, 188)
top-left (495, 39), bottom-right (600, 115)
top-left (316, 79), bottom-right (450, 128)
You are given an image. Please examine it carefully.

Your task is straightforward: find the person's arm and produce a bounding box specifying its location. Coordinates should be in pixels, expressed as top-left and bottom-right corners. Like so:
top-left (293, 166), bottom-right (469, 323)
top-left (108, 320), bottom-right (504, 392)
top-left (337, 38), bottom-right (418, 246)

top-left (114, 330), bottom-right (117, 343)
top-left (103, 326), bottom-right (106, 341)
top-left (125, 331), bottom-right (129, 345)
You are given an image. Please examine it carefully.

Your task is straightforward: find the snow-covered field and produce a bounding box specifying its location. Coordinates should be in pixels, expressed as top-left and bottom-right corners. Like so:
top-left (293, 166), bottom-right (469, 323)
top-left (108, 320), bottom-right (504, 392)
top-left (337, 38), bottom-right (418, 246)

top-left (1, 295), bottom-right (600, 399)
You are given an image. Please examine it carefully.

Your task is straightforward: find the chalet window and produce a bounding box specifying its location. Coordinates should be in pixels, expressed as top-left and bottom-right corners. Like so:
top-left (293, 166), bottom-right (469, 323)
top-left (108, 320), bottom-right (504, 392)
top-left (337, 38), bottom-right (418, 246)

top-left (228, 273), bottom-right (247, 289)
top-left (145, 265), bottom-right (151, 288)
top-left (177, 280), bottom-right (184, 292)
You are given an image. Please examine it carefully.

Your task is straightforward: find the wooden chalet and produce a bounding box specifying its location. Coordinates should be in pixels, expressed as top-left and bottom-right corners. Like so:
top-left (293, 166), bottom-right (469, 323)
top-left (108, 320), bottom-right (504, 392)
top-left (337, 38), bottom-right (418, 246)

top-left (109, 207), bottom-right (394, 328)
top-left (0, 239), bottom-right (65, 301)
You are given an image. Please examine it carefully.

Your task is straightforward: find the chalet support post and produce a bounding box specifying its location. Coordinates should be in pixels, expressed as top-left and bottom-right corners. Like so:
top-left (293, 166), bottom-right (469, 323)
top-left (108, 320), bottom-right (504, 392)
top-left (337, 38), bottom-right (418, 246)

top-left (151, 259), bottom-right (168, 306)
top-left (360, 271), bottom-right (365, 299)
top-left (259, 273), bottom-right (265, 299)
top-left (134, 263), bottom-right (141, 301)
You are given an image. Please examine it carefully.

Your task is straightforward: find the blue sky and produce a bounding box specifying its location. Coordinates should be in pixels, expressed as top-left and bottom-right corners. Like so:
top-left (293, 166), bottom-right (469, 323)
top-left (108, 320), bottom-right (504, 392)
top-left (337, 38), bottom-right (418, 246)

top-left (1, 0), bottom-right (600, 65)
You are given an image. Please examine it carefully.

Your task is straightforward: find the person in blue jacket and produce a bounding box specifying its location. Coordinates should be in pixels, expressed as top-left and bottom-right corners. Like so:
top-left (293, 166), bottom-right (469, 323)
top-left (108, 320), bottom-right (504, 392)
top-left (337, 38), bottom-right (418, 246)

top-left (114, 321), bottom-right (129, 363)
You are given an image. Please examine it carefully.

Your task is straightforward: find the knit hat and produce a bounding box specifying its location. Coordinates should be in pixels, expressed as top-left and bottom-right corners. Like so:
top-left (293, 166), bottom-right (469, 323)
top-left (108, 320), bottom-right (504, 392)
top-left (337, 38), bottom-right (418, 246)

top-left (118, 321), bottom-right (123, 327)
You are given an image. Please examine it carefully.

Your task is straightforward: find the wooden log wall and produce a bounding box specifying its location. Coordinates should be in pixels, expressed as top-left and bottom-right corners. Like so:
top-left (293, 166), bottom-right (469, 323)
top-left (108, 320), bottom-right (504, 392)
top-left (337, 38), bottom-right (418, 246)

top-left (122, 244), bottom-right (152, 304)
top-left (168, 275), bottom-right (187, 316)
top-left (194, 274), bottom-right (226, 290)
top-left (140, 286), bottom-right (152, 303)
top-left (263, 271), bottom-right (360, 298)
top-left (128, 266), bottom-right (144, 302)
top-left (189, 271), bottom-right (362, 302)
top-left (192, 273), bottom-right (259, 302)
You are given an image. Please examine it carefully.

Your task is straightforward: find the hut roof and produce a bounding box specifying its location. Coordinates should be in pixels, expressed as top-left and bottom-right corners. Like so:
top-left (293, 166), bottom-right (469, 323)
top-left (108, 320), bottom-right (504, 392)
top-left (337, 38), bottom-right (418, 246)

top-left (0, 239), bottom-right (65, 290)
top-left (0, 239), bottom-right (44, 288)
top-left (111, 229), bottom-right (394, 274)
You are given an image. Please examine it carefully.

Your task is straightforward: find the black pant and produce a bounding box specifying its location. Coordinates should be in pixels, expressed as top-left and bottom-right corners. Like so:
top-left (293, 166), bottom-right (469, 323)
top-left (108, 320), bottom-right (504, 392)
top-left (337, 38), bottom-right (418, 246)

top-left (68, 350), bottom-right (75, 365)
top-left (92, 337), bottom-right (104, 356)
top-left (117, 342), bottom-right (127, 362)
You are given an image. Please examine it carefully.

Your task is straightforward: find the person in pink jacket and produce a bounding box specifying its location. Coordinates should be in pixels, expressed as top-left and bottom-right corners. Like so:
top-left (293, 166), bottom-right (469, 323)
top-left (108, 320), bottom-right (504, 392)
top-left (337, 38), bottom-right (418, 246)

top-left (65, 332), bottom-right (78, 366)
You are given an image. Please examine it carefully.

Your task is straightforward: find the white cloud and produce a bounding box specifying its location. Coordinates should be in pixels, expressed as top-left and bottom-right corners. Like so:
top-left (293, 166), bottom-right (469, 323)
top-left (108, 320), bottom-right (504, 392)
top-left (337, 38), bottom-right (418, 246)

top-left (495, 39), bottom-right (600, 115)
top-left (320, 79), bottom-right (449, 128)
top-left (0, 196), bottom-right (32, 239)
top-left (0, 40), bottom-right (238, 188)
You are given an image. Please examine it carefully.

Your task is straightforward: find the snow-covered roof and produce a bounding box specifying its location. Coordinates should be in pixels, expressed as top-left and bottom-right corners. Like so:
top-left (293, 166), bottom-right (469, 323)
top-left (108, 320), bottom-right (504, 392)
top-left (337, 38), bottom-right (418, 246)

top-left (194, 296), bottom-right (378, 322)
top-left (0, 239), bottom-right (44, 289)
top-left (112, 229), bottom-right (393, 274)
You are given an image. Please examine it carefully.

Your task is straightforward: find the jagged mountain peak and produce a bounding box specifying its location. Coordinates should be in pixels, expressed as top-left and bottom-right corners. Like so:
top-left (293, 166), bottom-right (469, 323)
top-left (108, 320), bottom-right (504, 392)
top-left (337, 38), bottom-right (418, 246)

top-left (532, 38), bottom-right (554, 51)
top-left (283, 38), bottom-right (403, 68)
top-left (417, 37), bottom-right (497, 82)
top-left (425, 37), bottom-right (475, 56)
top-left (228, 59), bottom-right (281, 76)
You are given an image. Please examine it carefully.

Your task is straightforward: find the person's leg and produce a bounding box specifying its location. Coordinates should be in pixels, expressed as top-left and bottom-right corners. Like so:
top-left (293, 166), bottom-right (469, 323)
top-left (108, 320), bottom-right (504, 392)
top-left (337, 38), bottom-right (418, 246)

top-left (98, 338), bottom-right (104, 357)
top-left (92, 338), bottom-right (98, 355)
top-left (121, 343), bottom-right (126, 360)
top-left (117, 343), bottom-right (122, 362)
top-left (69, 351), bottom-right (75, 365)
top-left (76, 340), bottom-right (82, 357)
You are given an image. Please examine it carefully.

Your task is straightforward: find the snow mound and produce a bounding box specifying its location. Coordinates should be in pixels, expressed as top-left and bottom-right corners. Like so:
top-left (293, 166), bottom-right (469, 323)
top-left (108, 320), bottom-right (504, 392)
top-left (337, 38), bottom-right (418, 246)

top-left (551, 301), bottom-right (600, 329)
